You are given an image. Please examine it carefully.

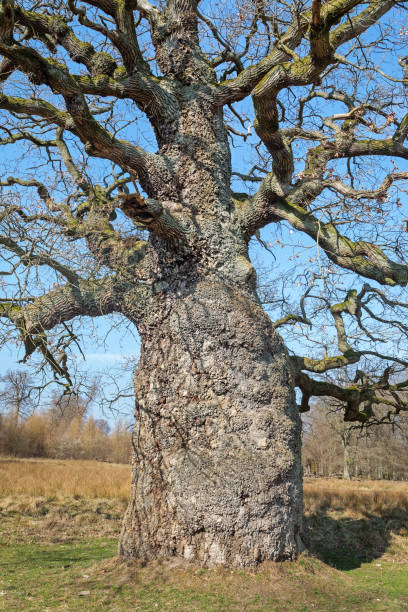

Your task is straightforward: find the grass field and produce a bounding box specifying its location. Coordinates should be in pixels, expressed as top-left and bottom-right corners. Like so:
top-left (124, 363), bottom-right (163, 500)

top-left (0, 457), bottom-right (407, 611)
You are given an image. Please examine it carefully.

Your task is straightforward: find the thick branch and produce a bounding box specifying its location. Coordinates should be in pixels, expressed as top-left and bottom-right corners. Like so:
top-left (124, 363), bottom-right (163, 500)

top-left (0, 273), bottom-right (145, 381)
top-left (214, 0), bottom-right (369, 105)
top-left (247, 1), bottom-right (392, 185)
top-left (0, 92), bottom-right (167, 184)
top-left (237, 172), bottom-right (284, 238)
top-left (149, 0), bottom-right (213, 83)
top-left (242, 174), bottom-right (408, 286)
top-left (13, 6), bottom-right (118, 77)
top-left (0, 277), bottom-right (117, 335)
top-left (330, 0), bottom-right (398, 50)
top-left (0, 13), bottom-right (177, 122)
top-left (118, 193), bottom-right (191, 242)
top-left (295, 369), bottom-right (408, 422)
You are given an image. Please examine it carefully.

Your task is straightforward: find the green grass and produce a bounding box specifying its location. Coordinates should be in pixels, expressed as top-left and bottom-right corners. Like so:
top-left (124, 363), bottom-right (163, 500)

top-left (1, 539), bottom-right (117, 611)
top-left (349, 561), bottom-right (408, 606)
top-left (1, 529), bottom-right (408, 610)
top-left (1, 466), bottom-right (408, 611)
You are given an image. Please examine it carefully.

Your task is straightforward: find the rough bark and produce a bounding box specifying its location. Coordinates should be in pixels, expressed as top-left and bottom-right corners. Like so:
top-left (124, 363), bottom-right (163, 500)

top-left (119, 276), bottom-right (303, 567)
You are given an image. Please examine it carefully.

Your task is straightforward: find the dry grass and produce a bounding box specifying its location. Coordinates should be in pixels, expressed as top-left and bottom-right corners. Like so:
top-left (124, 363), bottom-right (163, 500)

top-left (0, 495), bottom-right (127, 543)
top-left (0, 458), bottom-right (130, 544)
top-left (0, 457), bottom-right (131, 501)
top-left (1, 460), bottom-right (408, 610)
top-left (85, 555), bottom-right (345, 609)
top-left (304, 477), bottom-right (408, 517)
top-left (1, 457), bottom-right (407, 517)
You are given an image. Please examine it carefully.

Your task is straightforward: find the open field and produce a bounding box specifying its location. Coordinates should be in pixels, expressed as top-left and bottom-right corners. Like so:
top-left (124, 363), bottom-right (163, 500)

top-left (0, 458), bottom-right (407, 611)
top-left (0, 457), bottom-right (130, 500)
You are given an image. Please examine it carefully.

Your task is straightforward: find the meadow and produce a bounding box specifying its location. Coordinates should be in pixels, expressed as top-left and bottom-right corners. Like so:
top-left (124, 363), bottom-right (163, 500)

top-left (0, 457), bottom-right (407, 611)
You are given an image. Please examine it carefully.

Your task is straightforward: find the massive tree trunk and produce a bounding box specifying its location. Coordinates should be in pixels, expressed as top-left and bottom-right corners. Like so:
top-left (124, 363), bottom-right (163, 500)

top-left (119, 274), bottom-right (303, 567)
top-left (114, 41), bottom-right (304, 566)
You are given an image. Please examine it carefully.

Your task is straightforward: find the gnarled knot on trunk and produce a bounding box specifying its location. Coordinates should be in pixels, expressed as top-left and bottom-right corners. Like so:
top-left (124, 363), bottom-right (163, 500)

top-left (117, 193), bottom-right (192, 244)
top-left (118, 193), bottom-right (158, 224)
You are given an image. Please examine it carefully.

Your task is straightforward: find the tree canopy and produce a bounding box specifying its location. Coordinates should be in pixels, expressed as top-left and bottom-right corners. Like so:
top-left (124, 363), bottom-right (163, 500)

top-left (1, 0), bottom-right (408, 425)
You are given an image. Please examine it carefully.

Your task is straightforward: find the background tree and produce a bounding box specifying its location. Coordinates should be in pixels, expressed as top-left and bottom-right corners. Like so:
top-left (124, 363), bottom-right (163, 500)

top-left (303, 402), bottom-right (408, 480)
top-left (0, 387), bottom-right (132, 461)
top-left (1, 0), bottom-right (408, 567)
top-left (0, 369), bottom-right (34, 423)
top-left (0, 368), bottom-right (35, 454)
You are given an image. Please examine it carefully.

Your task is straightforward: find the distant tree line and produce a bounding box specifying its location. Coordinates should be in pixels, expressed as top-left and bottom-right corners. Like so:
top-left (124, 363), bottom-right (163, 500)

top-left (0, 371), bottom-right (131, 464)
top-left (2, 369), bottom-right (407, 478)
top-left (303, 401), bottom-right (408, 481)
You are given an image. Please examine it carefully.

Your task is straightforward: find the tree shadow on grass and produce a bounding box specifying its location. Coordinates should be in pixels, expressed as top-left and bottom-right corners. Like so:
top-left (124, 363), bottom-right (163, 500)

top-left (304, 511), bottom-right (407, 570)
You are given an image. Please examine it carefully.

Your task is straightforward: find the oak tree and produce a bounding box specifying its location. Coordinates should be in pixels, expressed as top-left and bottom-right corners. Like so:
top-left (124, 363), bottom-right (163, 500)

top-left (1, 0), bottom-right (408, 566)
